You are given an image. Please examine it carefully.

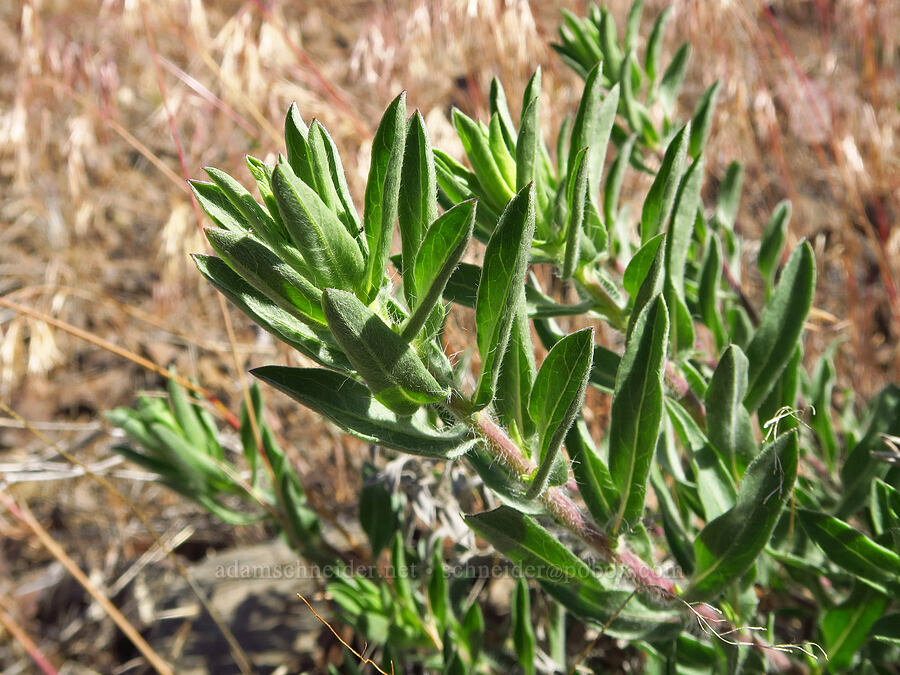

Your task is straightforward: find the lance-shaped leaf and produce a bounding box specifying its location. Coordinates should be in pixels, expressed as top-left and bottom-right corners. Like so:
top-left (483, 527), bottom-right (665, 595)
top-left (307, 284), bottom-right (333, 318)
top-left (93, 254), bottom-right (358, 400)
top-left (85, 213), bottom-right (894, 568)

top-left (663, 156), bottom-right (703, 355)
top-left (452, 108), bottom-right (514, 212)
top-left (689, 81), bottom-right (720, 159)
top-left (272, 161), bottom-right (365, 291)
top-left (526, 327), bottom-right (594, 498)
top-left (667, 398), bottom-right (736, 520)
top-left (363, 92), bottom-right (407, 302)
top-left (698, 232), bottom-right (726, 349)
top-left (189, 180), bottom-right (248, 233)
top-left (743, 241), bottom-right (815, 411)
top-left (685, 431), bottom-right (798, 601)
top-left (640, 124), bottom-right (689, 243)
top-left (563, 147), bottom-right (589, 280)
top-left (314, 120), bottom-right (362, 240)
top-left (658, 43), bottom-right (690, 115)
top-left (821, 585), bottom-right (888, 671)
top-left (473, 184), bottom-right (536, 408)
top-left (604, 133), bottom-right (637, 227)
top-left (715, 161), bottom-right (743, 230)
top-left (399, 112), bottom-right (438, 305)
top-left (495, 300), bottom-right (537, 441)
top-left (569, 65), bottom-right (619, 195)
top-left (645, 6), bottom-right (673, 87)
top-left (758, 200), bottom-right (791, 290)
top-left (706, 345), bottom-right (756, 480)
top-left (401, 199), bottom-right (476, 340)
top-left (489, 77), bottom-right (517, 154)
top-left (623, 233), bottom-right (664, 298)
top-left (193, 255), bottom-right (350, 371)
top-left (839, 384), bottom-right (900, 517)
top-left (203, 168), bottom-right (282, 246)
top-left (284, 102), bottom-right (316, 189)
top-left (624, 0), bottom-right (644, 53)
top-left (205, 229), bottom-right (326, 327)
top-left (568, 418), bottom-right (618, 524)
top-left (488, 113), bottom-right (516, 190)
top-left (871, 479), bottom-right (900, 536)
top-left (253, 366), bottom-right (472, 459)
top-left (799, 509), bottom-right (900, 596)
top-left (322, 288), bottom-right (446, 415)
top-left (305, 120), bottom-right (343, 217)
top-left (598, 8), bottom-right (624, 81)
top-left (609, 295), bottom-right (669, 534)
top-left (650, 465), bottom-right (695, 574)
top-left (532, 315), bottom-right (620, 393)
top-left (465, 506), bottom-right (683, 640)
top-left (512, 577), bottom-right (536, 675)
top-left (517, 96), bottom-right (539, 191)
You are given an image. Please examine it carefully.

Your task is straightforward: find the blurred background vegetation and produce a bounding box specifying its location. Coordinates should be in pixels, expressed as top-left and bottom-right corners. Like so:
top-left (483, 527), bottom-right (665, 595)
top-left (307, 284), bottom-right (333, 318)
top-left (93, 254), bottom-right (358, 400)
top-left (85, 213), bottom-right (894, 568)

top-left (0, 0), bottom-right (898, 672)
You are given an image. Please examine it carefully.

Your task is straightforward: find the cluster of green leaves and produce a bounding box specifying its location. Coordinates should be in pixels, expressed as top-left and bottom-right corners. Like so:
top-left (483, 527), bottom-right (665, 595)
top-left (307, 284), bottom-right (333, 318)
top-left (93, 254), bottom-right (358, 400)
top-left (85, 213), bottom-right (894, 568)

top-left (108, 1), bottom-right (900, 671)
top-left (108, 379), bottom-right (332, 566)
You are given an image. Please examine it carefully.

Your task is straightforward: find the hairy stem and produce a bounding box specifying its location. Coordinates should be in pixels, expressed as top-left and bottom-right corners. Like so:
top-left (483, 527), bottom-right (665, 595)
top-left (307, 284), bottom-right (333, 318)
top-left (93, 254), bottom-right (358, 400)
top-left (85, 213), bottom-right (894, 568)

top-left (457, 405), bottom-right (721, 622)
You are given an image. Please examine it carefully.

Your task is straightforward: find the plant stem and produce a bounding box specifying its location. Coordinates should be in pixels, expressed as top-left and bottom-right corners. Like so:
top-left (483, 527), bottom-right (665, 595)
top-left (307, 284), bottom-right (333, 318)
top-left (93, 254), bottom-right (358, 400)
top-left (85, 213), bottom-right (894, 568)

top-left (459, 406), bottom-right (722, 622)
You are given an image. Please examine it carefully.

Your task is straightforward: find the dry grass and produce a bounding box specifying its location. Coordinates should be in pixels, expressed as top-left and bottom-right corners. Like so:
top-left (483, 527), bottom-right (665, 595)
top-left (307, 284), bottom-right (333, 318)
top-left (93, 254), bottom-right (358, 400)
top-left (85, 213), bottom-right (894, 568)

top-left (0, 0), bottom-right (897, 671)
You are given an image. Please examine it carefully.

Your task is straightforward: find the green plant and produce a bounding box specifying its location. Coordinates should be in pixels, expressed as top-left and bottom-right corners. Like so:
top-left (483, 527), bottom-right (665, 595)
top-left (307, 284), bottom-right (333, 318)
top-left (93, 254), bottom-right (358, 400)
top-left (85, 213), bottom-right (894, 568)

top-left (110, 2), bottom-right (899, 671)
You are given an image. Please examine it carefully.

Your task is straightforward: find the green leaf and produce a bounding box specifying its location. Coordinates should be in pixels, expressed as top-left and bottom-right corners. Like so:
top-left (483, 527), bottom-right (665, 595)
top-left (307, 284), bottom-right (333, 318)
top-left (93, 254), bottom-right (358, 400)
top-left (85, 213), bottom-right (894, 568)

top-left (272, 162), bottom-right (365, 291)
top-left (686, 431), bottom-right (798, 601)
top-left (466, 506), bottom-right (683, 640)
top-left (645, 6), bottom-right (673, 87)
top-left (517, 96), bottom-right (539, 191)
top-left (706, 345), bottom-right (756, 480)
top-left (473, 184), bottom-right (536, 408)
top-left (623, 233), bottom-right (664, 298)
top-left (189, 180), bottom-right (247, 233)
top-left (568, 418), bottom-right (618, 524)
top-left (609, 295), bottom-right (669, 534)
top-left (821, 585), bottom-right (888, 670)
top-left (252, 366), bottom-right (474, 458)
top-left (663, 156), bottom-right (703, 356)
top-left (427, 544), bottom-right (450, 632)
top-left (604, 133), bottom-right (638, 227)
top-left (569, 65), bottom-right (619, 196)
top-left (512, 577), bottom-right (536, 675)
top-left (205, 228), bottom-right (326, 326)
top-left (166, 374), bottom-right (207, 452)
top-left (460, 600), bottom-right (485, 665)
top-left (314, 120), bottom-right (362, 239)
top-left (495, 301), bottom-right (537, 441)
top-left (532, 315), bottom-right (620, 393)
top-left (650, 464), bottom-right (695, 574)
top-left (715, 161), bottom-right (743, 230)
top-left (322, 288), bottom-right (446, 414)
top-left (658, 43), bottom-right (690, 115)
top-left (202, 167), bottom-right (282, 244)
top-left (488, 113), bottom-right (516, 190)
top-left (489, 77), bottom-right (518, 154)
top-left (305, 120), bottom-right (344, 216)
top-left (598, 7), bottom-right (623, 82)
top-left (526, 327), bottom-right (594, 497)
top-left (399, 111), bottom-right (439, 304)
top-left (688, 81), bottom-right (721, 159)
top-left (871, 613), bottom-right (900, 647)
top-left (284, 102), bottom-right (313, 185)
top-left (363, 92), bottom-right (406, 302)
top-left (871, 479), bottom-right (900, 536)
top-left (563, 147), bottom-right (589, 280)
top-left (192, 255), bottom-right (350, 371)
top-left (667, 398), bottom-right (736, 521)
top-left (443, 261), bottom-right (480, 308)
top-left (799, 509), bottom-right (900, 596)
top-left (624, 0), bottom-right (644, 53)
top-left (697, 231), bottom-right (726, 349)
top-left (839, 385), bottom-right (900, 517)
top-left (359, 462), bottom-right (403, 558)
top-left (452, 108), bottom-right (514, 212)
top-left (757, 200), bottom-right (791, 289)
top-left (640, 124), bottom-right (689, 243)
top-left (743, 242), bottom-right (815, 412)
top-left (402, 199), bottom-right (475, 340)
